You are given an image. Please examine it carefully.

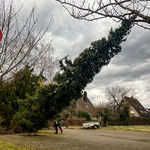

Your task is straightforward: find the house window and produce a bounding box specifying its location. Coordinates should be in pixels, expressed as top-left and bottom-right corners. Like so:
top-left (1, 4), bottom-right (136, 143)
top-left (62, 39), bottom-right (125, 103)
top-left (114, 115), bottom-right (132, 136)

top-left (130, 111), bottom-right (135, 114)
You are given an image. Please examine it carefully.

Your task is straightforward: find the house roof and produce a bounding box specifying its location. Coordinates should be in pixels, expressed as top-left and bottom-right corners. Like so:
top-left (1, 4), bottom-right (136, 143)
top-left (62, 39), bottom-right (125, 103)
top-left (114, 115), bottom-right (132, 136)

top-left (76, 93), bottom-right (95, 116)
top-left (123, 97), bottom-right (150, 117)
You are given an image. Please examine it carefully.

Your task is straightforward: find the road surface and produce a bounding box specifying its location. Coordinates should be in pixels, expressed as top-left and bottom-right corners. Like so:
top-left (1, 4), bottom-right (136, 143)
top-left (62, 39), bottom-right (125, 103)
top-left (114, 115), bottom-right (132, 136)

top-left (60, 129), bottom-right (150, 150)
top-left (0, 129), bottom-right (150, 150)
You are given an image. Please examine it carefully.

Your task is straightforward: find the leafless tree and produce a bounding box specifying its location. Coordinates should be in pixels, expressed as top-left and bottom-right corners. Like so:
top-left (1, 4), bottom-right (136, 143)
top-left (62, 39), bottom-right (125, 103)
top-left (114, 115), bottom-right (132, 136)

top-left (105, 85), bottom-right (134, 117)
top-left (56, 0), bottom-right (150, 29)
top-left (95, 101), bottom-right (107, 115)
top-left (0, 1), bottom-right (55, 82)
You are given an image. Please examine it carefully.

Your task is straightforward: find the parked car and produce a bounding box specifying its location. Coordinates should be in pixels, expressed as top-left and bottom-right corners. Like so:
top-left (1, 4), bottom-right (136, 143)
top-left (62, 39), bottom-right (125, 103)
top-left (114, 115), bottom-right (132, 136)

top-left (82, 121), bottom-right (100, 129)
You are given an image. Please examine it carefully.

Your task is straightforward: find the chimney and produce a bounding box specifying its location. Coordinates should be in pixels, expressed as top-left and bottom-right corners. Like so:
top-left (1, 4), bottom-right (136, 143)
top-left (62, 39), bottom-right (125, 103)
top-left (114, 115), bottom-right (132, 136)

top-left (83, 91), bottom-right (88, 102)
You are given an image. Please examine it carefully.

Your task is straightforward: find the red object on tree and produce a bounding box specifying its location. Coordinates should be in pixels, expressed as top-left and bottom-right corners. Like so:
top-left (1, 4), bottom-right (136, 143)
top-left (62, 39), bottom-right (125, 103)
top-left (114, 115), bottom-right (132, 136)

top-left (0, 29), bottom-right (3, 43)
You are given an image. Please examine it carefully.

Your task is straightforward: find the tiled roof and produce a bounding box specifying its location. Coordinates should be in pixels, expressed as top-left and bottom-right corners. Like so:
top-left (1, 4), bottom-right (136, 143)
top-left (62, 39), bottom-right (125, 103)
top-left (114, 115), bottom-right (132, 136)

top-left (124, 97), bottom-right (150, 117)
top-left (76, 96), bottom-right (95, 115)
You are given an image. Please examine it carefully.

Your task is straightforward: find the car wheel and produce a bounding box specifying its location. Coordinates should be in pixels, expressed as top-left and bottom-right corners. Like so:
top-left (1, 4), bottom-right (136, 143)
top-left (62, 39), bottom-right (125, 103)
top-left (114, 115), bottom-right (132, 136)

top-left (94, 125), bottom-right (97, 129)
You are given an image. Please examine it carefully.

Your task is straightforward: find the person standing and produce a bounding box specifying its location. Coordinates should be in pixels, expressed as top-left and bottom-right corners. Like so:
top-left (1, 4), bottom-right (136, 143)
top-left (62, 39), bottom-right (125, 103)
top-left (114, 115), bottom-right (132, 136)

top-left (54, 120), bottom-right (58, 134)
top-left (58, 121), bottom-right (63, 134)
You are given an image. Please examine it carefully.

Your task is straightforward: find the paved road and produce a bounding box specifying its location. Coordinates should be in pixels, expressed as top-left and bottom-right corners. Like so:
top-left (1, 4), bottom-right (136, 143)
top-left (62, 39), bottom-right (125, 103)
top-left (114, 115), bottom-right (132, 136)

top-left (0, 129), bottom-right (150, 150)
top-left (59, 129), bottom-right (150, 150)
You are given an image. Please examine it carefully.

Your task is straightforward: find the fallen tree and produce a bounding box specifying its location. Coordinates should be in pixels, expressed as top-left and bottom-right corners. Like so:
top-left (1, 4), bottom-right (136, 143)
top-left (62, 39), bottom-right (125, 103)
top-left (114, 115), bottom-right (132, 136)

top-left (13, 16), bottom-right (135, 132)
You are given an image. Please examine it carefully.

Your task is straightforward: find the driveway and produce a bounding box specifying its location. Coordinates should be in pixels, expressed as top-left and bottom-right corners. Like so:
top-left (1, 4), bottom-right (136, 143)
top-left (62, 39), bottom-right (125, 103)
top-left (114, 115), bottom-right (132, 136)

top-left (0, 129), bottom-right (150, 150)
top-left (60, 129), bottom-right (150, 150)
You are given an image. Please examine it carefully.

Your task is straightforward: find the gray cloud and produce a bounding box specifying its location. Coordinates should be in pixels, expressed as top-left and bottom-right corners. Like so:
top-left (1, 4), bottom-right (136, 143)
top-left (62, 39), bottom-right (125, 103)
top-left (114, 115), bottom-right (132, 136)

top-left (114, 27), bottom-right (150, 65)
top-left (20, 0), bottom-right (150, 107)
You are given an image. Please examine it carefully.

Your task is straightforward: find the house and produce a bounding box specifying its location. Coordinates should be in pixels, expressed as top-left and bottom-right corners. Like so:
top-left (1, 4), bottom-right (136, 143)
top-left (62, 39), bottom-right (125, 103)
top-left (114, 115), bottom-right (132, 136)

top-left (146, 108), bottom-right (150, 113)
top-left (76, 91), bottom-right (96, 116)
top-left (121, 96), bottom-right (150, 118)
top-left (62, 92), bottom-right (96, 126)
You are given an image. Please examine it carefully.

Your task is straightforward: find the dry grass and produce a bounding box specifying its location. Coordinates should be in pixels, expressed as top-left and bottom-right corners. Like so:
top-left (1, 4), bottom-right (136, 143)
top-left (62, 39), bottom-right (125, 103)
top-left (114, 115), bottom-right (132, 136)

top-left (0, 131), bottom-right (64, 150)
top-left (64, 125), bottom-right (150, 133)
top-left (103, 126), bottom-right (150, 132)
top-left (67, 126), bottom-right (82, 129)
top-left (0, 140), bottom-right (31, 150)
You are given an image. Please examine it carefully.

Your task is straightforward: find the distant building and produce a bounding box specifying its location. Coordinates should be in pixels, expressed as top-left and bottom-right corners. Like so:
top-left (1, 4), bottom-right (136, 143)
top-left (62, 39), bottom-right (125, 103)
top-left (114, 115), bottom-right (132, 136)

top-left (146, 108), bottom-right (150, 113)
top-left (76, 91), bottom-right (95, 116)
top-left (121, 97), bottom-right (150, 118)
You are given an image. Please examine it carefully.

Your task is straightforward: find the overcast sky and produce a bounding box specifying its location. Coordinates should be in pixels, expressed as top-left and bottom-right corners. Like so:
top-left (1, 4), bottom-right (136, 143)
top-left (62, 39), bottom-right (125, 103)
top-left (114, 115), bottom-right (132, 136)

top-left (18, 0), bottom-right (150, 107)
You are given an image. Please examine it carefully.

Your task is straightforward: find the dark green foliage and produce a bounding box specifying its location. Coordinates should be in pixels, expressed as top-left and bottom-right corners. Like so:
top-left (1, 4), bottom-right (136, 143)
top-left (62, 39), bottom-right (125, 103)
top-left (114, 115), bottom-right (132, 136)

top-left (102, 109), bottom-right (111, 127)
top-left (12, 83), bottom-right (64, 132)
top-left (0, 82), bottom-right (17, 127)
top-left (96, 106), bottom-right (111, 126)
top-left (56, 17), bottom-right (135, 101)
top-left (119, 106), bottom-right (131, 125)
top-left (0, 66), bottom-right (42, 129)
top-left (78, 111), bottom-right (91, 121)
top-left (13, 66), bottom-right (41, 99)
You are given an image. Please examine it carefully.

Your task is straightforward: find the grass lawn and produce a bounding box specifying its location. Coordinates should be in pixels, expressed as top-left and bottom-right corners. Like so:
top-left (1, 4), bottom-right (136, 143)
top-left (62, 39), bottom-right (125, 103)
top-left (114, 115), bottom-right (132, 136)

top-left (103, 125), bottom-right (150, 132)
top-left (0, 131), bottom-right (65, 150)
top-left (66, 125), bottom-right (150, 133)
top-left (0, 139), bottom-right (31, 150)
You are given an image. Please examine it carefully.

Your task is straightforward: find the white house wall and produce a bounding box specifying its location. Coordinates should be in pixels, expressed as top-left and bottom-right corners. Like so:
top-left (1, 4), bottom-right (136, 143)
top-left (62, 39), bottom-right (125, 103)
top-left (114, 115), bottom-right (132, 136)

top-left (129, 106), bottom-right (140, 117)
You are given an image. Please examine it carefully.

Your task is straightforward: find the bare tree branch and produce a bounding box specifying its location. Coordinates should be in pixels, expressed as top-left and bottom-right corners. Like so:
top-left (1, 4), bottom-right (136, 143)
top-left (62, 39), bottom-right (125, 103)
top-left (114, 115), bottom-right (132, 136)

top-left (105, 85), bottom-right (134, 117)
top-left (0, 1), bottom-right (55, 81)
top-left (56, 0), bottom-right (150, 29)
